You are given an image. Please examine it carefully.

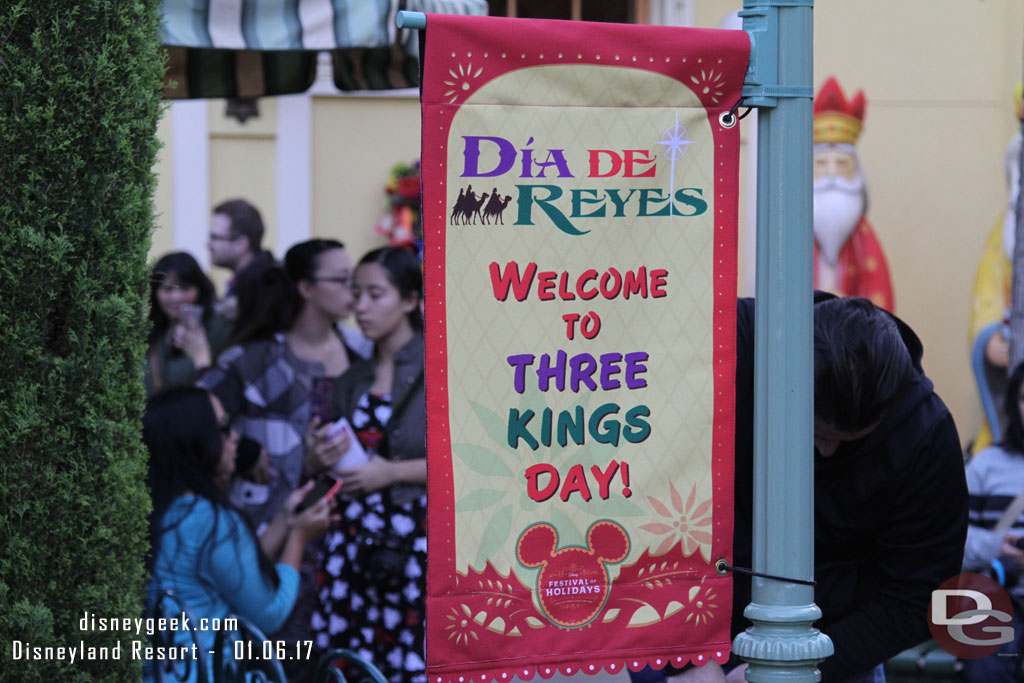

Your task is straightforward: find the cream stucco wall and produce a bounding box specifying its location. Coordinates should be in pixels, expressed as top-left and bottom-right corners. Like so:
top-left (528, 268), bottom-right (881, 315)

top-left (311, 96), bottom-right (422, 260)
top-left (152, 1), bottom-right (1024, 449)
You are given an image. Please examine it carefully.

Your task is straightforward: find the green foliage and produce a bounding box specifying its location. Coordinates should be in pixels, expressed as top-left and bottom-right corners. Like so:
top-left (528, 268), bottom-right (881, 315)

top-left (0, 1), bottom-right (163, 680)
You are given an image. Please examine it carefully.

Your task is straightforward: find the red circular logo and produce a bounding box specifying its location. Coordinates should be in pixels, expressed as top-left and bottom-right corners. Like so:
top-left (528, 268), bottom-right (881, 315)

top-left (928, 573), bottom-right (1016, 659)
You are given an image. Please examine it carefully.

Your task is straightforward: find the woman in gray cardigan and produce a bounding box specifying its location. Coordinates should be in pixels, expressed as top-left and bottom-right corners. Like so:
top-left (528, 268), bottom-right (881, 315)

top-left (308, 246), bottom-right (426, 683)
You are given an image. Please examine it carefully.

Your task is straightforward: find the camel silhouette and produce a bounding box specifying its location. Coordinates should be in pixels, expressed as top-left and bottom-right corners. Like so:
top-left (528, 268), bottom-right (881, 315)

top-left (450, 185), bottom-right (492, 225)
top-left (482, 192), bottom-right (513, 225)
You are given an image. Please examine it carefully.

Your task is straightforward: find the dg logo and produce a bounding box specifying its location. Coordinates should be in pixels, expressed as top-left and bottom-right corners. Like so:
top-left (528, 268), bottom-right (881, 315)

top-left (929, 573), bottom-right (1015, 659)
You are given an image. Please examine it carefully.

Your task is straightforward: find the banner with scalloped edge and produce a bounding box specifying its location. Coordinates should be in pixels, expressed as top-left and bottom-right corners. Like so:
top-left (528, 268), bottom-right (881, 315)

top-left (420, 14), bottom-right (747, 682)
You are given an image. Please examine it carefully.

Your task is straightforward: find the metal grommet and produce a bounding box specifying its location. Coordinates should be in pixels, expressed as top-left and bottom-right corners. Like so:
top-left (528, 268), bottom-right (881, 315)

top-left (718, 111), bottom-right (737, 129)
top-left (715, 559), bottom-right (729, 576)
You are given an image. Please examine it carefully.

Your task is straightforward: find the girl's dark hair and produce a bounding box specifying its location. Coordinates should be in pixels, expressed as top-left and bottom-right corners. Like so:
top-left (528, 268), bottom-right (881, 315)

top-left (357, 246), bottom-right (424, 331)
top-left (228, 239), bottom-right (345, 347)
top-left (1002, 363), bottom-right (1024, 454)
top-left (143, 386), bottom-right (279, 587)
top-left (148, 252), bottom-right (216, 344)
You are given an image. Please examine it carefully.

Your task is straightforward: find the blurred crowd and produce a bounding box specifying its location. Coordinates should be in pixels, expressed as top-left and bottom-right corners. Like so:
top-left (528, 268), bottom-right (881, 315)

top-left (144, 198), bottom-right (426, 683)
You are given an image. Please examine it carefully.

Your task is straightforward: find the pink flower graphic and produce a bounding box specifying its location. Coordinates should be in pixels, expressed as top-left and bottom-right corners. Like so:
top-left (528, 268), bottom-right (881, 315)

top-left (640, 482), bottom-right (713, 562)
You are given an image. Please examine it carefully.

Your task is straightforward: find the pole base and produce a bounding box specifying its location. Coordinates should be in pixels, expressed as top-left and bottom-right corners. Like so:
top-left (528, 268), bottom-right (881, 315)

top-left (733, 605), bottom-right (834, 682)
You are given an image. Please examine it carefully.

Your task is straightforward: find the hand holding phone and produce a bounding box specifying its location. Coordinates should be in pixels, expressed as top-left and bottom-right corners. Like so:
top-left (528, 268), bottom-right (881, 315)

top-left (179, 303), bottom-right (203, 329)
top-left (294, 471), bottom-right (343, 513)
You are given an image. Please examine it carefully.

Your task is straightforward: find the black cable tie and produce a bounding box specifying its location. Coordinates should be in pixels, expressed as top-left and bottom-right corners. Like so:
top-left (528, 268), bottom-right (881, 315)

top-left (715, 560), bottom-right (816, 587)
top-left (737, 107), bottom-right (753, 120)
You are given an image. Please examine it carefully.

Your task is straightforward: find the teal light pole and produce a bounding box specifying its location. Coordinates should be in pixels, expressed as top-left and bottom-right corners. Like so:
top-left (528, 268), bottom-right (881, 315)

top-left (733, 1), bottom-right (833, 681)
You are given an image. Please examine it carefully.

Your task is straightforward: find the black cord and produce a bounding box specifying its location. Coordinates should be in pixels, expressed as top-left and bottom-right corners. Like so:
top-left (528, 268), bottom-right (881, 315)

top-left (728, 98), bottom-right (754, 119)
top-left (721, 99), bottom-right (753, 128)
top-left (716, 560), bottom-right (817, 587)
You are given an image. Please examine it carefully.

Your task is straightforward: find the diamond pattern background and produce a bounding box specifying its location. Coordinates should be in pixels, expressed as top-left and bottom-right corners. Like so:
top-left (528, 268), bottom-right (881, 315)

top-left (444, 64), bottom-right (717, 578)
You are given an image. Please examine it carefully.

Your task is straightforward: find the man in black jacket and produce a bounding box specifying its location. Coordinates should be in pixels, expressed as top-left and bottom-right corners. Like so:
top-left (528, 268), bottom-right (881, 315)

top-left (726, 294), bottom-right (968, 681)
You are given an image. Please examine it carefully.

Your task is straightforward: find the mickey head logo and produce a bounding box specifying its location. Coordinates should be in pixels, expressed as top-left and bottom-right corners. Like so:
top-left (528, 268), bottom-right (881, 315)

top-left (516, 520), bottom-right (630, 628)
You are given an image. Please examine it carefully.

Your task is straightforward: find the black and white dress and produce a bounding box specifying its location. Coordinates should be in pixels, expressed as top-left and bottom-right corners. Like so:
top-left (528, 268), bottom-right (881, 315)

top-left (313, 392), bottom-right (428, 683)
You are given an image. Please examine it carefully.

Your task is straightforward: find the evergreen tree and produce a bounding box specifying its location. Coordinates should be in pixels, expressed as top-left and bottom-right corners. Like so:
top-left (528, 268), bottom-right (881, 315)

top-left (0, 1), bottom-right (163, 680)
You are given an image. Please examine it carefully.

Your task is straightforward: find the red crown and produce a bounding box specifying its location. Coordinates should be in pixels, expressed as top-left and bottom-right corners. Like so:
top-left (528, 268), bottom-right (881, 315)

top-left (814, 77), bottom-right (866, 144)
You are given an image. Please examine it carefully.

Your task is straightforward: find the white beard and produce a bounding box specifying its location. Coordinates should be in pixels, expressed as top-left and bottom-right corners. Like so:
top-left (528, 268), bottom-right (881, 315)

top-left (813, 175), bottom-right (866, 267)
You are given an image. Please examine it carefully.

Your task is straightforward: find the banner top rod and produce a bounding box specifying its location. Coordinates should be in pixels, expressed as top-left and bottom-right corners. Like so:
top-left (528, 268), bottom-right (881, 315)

top-left (397, 11), bottom-right (426, 29)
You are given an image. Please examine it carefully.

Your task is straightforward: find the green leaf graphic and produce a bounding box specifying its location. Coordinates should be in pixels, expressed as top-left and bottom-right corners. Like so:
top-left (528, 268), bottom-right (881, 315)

top-left (568, 494), bottom-right (646, 518)
top-left (453, 443), bottom-right (514, 477)
top-left (456, 489), bottom-right (509, 512)
top-left (547, 506), bottom-right (583, 547)
top-left (565, 440), bottom-right (620, 468)
top-left (475, 504), bottom-right (515, 566)
top-left (520, 383), bottom-right (547, 412)
top-left (469, 400), bottom-right (518, 454)
top-left (519, 491), bottom-right (540, 511)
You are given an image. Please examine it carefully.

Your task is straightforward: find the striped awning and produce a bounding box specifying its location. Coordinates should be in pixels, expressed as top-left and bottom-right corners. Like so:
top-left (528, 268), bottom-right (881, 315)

top-left (161, 0), bottom-right (487, 98)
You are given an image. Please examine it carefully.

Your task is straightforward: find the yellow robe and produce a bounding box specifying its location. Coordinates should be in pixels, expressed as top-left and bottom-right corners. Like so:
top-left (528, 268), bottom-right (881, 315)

top-left (969, 218), bottom-right (1012, 451)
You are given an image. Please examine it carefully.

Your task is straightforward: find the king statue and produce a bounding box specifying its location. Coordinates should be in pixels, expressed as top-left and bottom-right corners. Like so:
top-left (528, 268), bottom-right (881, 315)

top-left (813, 76), bottom-right (895, 311)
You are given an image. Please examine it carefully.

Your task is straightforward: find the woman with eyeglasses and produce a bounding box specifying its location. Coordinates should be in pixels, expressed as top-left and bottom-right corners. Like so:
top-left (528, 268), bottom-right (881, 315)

top-left (199, 239), bottom-right (370, 527)
top-left (306, 246), bottom-right (426, 683)
top-left (197, 239), bottom-right (370, 679)
top-left (144, 386), bottom-right (331, 681)
top-left (145, 252), bottom-right (228, 396)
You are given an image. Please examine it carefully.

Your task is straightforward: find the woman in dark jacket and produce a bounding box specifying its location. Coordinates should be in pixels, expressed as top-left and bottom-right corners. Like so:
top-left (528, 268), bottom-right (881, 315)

top-left (145, 252), bottom-right (223, 396)
top-left (308, 246), bottom-right (426, 683)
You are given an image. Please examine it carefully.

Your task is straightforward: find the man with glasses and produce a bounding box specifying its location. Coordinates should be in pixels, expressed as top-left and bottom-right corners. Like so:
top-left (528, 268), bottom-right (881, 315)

top-left (208, 198), bottom-right (276, 336)
top-left (208, 198), bottom-right (273, 285)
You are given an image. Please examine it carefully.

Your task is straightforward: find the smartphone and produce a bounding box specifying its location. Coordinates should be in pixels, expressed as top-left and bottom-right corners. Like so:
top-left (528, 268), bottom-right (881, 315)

top-left (179, 303), bottom-right (203, 328)
top-left (295, 471), bottom-right (343, 513)
top-left (310, 377), bottom-right (335, 424)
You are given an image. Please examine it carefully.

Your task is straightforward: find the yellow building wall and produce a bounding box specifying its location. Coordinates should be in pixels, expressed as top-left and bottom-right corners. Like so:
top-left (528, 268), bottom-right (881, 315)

top-left (152, 1), bottom-right (1024, 450)
top-left (311, 96), bottom-right (422, 260)
top-left (152, 109), bottom-right (175, 260)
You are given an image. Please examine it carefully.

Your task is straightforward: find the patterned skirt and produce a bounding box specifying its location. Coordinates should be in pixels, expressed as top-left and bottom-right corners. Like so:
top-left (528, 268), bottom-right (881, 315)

top-left (313, 490), bottom-right (428, 683)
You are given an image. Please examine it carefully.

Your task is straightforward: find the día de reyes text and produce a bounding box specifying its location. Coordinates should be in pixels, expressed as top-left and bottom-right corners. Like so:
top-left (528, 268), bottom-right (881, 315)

top-left (459, 136), bottom-right (708, 236)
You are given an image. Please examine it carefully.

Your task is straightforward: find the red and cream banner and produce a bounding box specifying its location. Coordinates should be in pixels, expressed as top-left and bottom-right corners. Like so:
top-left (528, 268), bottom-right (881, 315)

top-left (421, 14), bottom-right (747, 681)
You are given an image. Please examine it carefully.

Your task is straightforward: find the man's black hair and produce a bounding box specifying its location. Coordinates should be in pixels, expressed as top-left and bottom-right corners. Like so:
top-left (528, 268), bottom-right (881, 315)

top-left (813, 297), bottom-right (915, 432)
top-left (213, 198), bottom-right (264, 253)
